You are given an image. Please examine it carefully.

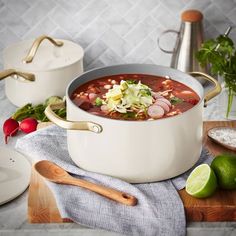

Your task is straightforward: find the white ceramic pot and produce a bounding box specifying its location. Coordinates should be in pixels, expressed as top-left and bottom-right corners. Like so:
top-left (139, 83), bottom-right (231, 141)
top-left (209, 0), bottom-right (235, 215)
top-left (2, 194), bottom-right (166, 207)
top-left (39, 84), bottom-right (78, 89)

top-left (45, 64), bottom-right (221, 183)
top-left (0, 35), bottom-right (84, 107)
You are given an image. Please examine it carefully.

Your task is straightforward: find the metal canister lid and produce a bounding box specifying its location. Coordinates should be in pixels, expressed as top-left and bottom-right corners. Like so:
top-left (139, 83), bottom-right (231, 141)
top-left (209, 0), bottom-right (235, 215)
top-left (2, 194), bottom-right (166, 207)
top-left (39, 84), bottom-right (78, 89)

top-left (181, 10), bottom-right (203, 22)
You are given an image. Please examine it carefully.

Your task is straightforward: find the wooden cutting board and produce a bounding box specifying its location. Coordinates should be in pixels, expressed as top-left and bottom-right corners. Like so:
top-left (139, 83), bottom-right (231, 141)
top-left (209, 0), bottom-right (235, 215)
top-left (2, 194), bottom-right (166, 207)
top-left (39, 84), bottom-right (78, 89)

top-left (28, 121), bottom-right (236, 223)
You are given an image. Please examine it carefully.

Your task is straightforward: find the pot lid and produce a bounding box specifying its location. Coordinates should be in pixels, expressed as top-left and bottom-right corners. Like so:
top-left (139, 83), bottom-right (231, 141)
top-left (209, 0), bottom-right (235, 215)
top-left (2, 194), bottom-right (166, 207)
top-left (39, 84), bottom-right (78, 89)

top-left (3, 36), bottom-right (84, 72)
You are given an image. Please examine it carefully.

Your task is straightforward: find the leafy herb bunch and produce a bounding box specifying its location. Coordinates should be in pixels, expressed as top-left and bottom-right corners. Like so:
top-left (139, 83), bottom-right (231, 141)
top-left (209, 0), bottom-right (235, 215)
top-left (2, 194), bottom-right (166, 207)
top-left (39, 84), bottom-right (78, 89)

top-left (196, 34), bottom-right (236, 117)
top-left (11, 96), bottom-right (66, 122)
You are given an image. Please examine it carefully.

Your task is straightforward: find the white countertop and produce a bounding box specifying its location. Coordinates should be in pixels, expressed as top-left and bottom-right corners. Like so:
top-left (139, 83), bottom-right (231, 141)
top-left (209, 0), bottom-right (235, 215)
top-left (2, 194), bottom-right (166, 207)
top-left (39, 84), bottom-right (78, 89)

top-left (0, 80), bottom-right (235, 236)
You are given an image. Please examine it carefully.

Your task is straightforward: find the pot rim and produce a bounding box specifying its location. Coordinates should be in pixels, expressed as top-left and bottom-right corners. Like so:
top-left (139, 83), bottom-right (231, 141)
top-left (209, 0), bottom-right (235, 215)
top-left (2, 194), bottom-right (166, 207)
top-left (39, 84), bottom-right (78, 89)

top-left (3, 38), bottom-right (84, 73)
top-left (66, 64), bottom-right (204, 123)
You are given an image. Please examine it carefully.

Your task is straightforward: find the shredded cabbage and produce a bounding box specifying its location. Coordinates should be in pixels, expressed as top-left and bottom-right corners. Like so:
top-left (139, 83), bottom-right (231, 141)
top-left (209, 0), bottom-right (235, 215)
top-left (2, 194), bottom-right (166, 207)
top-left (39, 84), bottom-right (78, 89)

top-left (104, 80), bottom-right (153, 113)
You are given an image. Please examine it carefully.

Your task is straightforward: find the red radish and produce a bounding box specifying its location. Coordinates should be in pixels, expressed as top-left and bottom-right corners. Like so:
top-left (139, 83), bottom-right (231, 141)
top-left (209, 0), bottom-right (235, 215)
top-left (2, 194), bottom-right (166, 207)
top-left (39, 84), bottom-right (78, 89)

top-left (147, 105), bottom-right (165, 119)
top-left (154, 100), bottom-right (170, 113)
top-left (3, 118), bottom-right (19, 144)
top-left (157, 98), bottom-right (172, 107)
top-left (152, 93), bottom-right (164, 100)
top-left (20, 118), bottom-right (38, 134)
top-left (88, 93), bottom-right (98, 101)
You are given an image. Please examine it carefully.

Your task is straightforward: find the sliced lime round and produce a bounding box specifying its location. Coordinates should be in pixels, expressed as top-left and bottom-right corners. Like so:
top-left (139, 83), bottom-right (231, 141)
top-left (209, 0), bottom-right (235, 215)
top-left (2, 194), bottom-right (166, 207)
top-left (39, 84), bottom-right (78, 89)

top-left (186, 164), bottom-right (217, 198)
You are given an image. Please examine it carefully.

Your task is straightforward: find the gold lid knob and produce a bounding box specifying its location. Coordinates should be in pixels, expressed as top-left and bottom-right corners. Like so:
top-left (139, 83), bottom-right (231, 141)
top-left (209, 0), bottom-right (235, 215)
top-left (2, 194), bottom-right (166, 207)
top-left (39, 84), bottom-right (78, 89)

top-left (181, 10), bottom-right (203, 22)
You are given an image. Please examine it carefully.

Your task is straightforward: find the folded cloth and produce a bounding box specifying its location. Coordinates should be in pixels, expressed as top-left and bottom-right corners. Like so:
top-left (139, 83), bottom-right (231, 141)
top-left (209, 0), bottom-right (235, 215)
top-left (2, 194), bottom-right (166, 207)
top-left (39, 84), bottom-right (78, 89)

top-left (16, 125), bottom-right (212, 236)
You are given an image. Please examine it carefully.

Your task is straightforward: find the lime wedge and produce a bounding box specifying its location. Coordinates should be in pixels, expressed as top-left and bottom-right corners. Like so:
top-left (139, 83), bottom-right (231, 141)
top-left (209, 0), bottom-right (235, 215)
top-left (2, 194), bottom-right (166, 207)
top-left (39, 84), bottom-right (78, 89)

top-left (186, 164), bottom-right (217, 198)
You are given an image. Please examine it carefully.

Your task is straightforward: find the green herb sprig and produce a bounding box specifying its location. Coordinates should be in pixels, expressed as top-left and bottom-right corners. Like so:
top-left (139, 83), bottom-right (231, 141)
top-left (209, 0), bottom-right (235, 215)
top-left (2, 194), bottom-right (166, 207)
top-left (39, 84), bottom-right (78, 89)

top-left (95, 97), bottom-right (103, 106)
top-left (12, 96), bottom-right (66, 122)
top-left (196, 34), bottom-right (236, 117)
top-left (170, 96), bottom-right (183, 105)
top-left (126, 80), bottom-right (138, 84)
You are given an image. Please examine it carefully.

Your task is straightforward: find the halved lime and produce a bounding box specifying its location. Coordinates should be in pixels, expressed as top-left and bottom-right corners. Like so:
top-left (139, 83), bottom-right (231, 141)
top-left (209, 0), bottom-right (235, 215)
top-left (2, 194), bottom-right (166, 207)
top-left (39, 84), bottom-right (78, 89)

top-left (186, 164), bottom-right (217, 198)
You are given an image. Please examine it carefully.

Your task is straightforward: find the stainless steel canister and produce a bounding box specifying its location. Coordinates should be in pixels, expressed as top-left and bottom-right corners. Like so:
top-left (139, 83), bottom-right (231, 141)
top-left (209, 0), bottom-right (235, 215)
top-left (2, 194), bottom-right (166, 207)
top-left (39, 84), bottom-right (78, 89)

top-left (158, 10), bottom-right (207, 84)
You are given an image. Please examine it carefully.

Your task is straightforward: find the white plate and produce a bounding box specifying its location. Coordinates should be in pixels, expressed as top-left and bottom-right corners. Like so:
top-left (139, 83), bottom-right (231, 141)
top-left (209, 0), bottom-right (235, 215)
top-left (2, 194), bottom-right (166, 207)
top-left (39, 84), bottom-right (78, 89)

top-left (0, 147), bottom-right (31, 205)
top-left (208, 127), bottom-right (236, 151)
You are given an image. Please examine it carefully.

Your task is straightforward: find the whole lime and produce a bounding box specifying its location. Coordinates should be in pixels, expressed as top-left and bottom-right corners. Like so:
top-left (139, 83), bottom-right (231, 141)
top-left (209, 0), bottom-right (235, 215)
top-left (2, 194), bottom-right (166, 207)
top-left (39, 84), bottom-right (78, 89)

top-left (211, 154), bottom-right (236, 190)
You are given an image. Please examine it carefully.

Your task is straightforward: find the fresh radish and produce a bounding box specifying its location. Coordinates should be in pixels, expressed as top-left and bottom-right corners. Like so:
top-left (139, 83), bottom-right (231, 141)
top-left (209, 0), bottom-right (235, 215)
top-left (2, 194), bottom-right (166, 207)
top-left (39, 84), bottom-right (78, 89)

top-left (152, 93), bottom-right (164, 100)
top-left (154, 100), bottom-right (170, 113)
top-left (88, 93), bottom-right (98, 101)
top-left (3, 118), bottom-right (19, 144)
top-left (156, 98), bottom-right (172, 107)
top-left (20, 118), bottom-right (38, 134)
top-left (147, 105), bottom-right (165, 119)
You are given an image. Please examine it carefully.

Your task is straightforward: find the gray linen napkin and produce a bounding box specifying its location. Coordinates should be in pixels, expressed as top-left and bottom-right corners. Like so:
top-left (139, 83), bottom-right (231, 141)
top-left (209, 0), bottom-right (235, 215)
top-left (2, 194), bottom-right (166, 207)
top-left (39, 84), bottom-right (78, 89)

top-left (15, 125), bottom-right (212, 236)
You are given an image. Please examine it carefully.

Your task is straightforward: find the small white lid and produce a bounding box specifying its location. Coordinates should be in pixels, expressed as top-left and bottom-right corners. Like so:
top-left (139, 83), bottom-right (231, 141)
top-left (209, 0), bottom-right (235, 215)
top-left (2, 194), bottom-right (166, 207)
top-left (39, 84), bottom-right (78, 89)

top-left (3, 38), bottom-right (84, 72)
top-left (0, 147), bottom-right (31, 205)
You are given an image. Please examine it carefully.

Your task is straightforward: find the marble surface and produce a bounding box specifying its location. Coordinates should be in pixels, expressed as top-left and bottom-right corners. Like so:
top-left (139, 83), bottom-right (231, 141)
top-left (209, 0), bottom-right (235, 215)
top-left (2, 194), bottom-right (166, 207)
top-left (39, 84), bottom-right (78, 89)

top-left (0, 80), bottom-right (235, 236)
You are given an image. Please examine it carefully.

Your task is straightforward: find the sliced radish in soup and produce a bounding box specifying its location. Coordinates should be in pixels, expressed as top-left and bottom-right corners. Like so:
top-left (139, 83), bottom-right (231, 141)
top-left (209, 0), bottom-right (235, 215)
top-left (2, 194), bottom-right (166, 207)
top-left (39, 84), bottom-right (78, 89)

top-left (154, 100), bottom-right (170, 113)
top-left (156, 98), bottom-right (172, 107)
top-left (148, 105), bottom-right (165, 118)
top-left (88, 93), bottom-right (98, 101)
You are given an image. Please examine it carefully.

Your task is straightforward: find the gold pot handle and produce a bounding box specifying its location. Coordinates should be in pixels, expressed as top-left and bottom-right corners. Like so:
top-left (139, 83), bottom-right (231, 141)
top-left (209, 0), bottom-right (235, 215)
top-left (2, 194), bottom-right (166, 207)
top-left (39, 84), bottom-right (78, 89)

top-left (189, 71), bottom-right (222, 107)
top-left (23, 35), bottom-right (64, 64)
top-left (0, 69), bottom-right (35, 81)
top-left (44, 102), bottom-right (103, 133)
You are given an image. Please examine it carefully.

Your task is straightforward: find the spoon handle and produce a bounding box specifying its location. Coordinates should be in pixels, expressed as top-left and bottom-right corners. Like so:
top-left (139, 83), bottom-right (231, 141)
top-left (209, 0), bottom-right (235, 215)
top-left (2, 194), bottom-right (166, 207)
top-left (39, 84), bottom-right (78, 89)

top-left (65, 177), bottom-right (137, 206)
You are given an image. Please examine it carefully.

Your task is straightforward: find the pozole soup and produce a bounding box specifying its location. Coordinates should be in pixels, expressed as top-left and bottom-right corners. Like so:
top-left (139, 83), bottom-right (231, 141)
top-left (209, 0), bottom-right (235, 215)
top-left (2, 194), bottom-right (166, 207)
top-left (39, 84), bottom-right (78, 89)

top-left (71, 74), bottom-right (200, 121)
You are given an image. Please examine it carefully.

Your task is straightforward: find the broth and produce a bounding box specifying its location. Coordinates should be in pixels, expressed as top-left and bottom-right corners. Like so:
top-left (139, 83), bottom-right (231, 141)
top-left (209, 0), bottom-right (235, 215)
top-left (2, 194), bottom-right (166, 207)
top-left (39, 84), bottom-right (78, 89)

top-left (71, 74), bottom-right (200, 121)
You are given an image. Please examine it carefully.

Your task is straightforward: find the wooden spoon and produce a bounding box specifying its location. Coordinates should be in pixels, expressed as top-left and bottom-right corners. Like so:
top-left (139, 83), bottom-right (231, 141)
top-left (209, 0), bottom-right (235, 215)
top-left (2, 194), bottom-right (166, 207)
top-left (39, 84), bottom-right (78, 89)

top-left (34, 160), bottom-right (137, 206)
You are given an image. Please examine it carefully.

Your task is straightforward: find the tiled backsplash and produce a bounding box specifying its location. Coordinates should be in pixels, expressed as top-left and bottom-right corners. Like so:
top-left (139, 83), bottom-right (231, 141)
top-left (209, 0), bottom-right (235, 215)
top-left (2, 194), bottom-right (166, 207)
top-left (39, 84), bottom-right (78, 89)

top-left (0, 0), bottom-right (235, 70)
